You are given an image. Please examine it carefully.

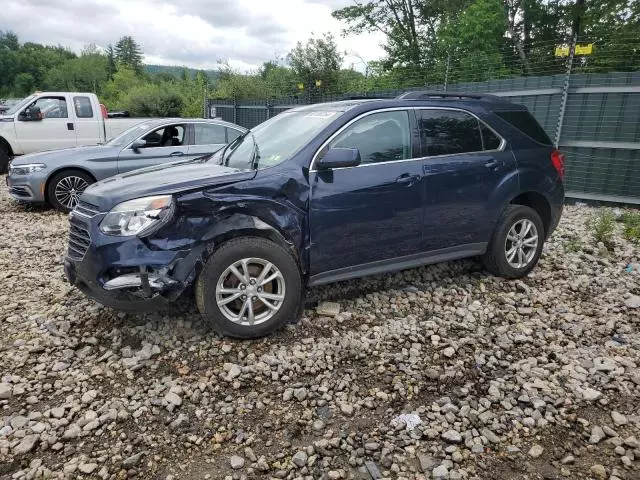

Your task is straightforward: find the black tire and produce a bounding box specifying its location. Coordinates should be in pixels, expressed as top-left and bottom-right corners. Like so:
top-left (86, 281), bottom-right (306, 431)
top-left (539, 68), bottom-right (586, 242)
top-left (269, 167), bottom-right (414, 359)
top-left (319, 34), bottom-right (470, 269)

top-left (482, 205), bottom-right (545, 279)
top-left (47, 169), bottom-right (94, 212)
top-left (196, 237), bottom-right (303, 338)
top-left (0, 143), bottom-right (10, 174)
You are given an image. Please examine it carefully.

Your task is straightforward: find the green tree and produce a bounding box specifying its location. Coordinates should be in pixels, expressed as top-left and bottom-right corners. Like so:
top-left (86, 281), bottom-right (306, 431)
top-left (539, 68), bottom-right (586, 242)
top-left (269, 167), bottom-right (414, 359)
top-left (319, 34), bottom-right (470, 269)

top-left (118, 83), bottom-right (184, 117)
top-left (287, 33), bottom-right (343, 94)
top-left (114, 36), bottom-right (143, 74)
top-left (106, 45), bottom-right (117, 79)
top-left (13, 72), bottom-right (35, 96)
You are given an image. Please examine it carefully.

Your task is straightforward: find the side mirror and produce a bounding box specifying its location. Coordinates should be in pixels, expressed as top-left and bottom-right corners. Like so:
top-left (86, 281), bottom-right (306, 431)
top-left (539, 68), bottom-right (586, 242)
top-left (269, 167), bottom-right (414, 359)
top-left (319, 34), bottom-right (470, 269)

top-left (19, 107), bottom-right (42, 122)
top-left (131, 140), bottom-right (146, 152)
top-left (316, 148), bottom-right (361, 169)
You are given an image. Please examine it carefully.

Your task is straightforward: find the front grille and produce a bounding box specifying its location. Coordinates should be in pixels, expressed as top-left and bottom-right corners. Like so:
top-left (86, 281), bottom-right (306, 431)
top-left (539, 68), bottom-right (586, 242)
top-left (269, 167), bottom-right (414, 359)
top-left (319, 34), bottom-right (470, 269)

top-left (74, 200), bottom-right (100, 217)
top-left (67, 221), bottom-right (91, 260)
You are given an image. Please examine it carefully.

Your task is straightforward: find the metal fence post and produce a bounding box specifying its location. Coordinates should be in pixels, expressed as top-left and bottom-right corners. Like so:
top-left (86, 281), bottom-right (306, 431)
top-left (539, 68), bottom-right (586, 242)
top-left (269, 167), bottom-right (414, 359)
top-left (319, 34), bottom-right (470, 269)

top-left (554, 36), bottom-right (576, 148)
top-left (233, 98), bottom-right (238, 124)
top-left (266, 100), bottom-right (271, 119)
top-left (444, 52), bottom-right (451, 92)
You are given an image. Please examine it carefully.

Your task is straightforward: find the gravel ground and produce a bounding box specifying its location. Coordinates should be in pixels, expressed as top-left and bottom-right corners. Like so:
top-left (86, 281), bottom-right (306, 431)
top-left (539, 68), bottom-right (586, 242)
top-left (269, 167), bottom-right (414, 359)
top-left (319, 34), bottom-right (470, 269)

top-left (1, 181), bottom-right (639, 480)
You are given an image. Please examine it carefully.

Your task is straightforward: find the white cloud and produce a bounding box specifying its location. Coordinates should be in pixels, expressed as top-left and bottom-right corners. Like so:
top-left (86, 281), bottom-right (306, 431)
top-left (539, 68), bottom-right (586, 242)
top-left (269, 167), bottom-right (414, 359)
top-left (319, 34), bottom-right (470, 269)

top-left (0, 0), bottom-right (386, 71)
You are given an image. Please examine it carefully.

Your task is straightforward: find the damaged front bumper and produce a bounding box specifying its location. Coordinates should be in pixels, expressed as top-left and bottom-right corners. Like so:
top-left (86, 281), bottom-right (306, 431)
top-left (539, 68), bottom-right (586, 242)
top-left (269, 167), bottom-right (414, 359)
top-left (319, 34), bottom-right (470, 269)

top-left (63, 210), bottom-right (205, 313)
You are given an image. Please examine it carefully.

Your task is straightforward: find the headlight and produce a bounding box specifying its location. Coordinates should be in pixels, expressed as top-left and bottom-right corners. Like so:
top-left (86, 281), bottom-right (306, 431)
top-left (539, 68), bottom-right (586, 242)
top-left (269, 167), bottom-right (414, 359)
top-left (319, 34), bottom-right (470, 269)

top-left (9, 163), bottom-right (46, 175)
top-left (100, 195), bottom-right (174, 237)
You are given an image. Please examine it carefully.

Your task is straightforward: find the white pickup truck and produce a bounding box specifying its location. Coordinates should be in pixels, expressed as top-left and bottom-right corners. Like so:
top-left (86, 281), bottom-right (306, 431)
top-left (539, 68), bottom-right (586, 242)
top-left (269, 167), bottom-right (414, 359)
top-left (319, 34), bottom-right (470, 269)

top-left (0, 92), bottom-right (145, 172)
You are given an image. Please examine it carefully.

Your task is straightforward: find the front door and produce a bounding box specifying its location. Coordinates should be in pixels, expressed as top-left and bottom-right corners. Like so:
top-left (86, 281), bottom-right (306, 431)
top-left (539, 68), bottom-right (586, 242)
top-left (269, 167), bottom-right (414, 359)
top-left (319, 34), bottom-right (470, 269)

top-left (15, 96), bottom-right (77, 153)
top-left (309, 110), bottom-right (425, 278)
top-left (117, 124), bottom-right (189, 173)
top-left (417, 109), bottom-right (516, 250)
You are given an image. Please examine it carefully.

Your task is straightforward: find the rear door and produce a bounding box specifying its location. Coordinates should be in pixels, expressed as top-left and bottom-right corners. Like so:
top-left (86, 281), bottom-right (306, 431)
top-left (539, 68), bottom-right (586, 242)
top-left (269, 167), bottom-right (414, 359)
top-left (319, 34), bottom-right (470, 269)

top-left (187, 122), bottom-right (243, 157)
top-left (71, 95), bottom-right (102, 147)
top-left (117, 123), bottom-right (189, 173)
top-left (418, 108), bottom-right (515, 250)
top-left (309, 109), bottom-right (425, 278)
top-left (14, 95), bottom-right (77, 153)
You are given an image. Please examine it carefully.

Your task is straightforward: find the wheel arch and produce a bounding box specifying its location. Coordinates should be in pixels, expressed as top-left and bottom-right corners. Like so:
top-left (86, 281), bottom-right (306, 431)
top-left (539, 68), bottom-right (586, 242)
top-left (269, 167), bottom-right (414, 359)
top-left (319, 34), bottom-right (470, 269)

top-left (44, 167), bottom-right (97, 204)
top-left (509, 191), bottom-right (551, 237)
top-left (0, 135), bottom-right (14, 157)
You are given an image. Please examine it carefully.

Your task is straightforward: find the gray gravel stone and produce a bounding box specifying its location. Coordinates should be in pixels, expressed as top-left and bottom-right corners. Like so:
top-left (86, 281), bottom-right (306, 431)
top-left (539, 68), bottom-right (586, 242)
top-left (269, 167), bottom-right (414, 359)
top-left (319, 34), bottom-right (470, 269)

top-left (0, 383), bottom-right (11, 399)
top-left (13, 434), bottom-right (39, 455)
top-left (230, 455), bottom-right (245, 470)
top-left (590, 426), bottom-right (606, 444)
top-left (78, 463), bottom-right (98, 474)
top-left (528, 444), bottom-right (544, 458)
top-left (442, 430), bottom-right (462, 443)
top-left (292, 450), bottom-right (308, 468)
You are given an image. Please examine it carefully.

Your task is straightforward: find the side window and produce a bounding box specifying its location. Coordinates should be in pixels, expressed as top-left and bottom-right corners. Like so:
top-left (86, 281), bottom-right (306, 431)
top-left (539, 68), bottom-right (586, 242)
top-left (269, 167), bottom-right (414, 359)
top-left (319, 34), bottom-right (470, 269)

top-left (418, 110), bottom-right (482, 156)
top-left (140, 125), bottom-right (185, 148)
top-left (194, 123), bottom-right (226, 145)
top-left (330, 111), bottom-right (411, 164)
top-left (30, 97), bottom-right (68, 119)
top-left (73, 96), bottom-right (94, 118)
top-left (480, 123), bottom-right (502, 150)
top-left (227, 128), bottom-right (243, 143)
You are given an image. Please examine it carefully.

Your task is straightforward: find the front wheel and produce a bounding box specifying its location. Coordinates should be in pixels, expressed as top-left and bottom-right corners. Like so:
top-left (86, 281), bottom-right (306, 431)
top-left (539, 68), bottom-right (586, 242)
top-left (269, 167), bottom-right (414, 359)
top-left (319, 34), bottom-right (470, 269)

top-left (482, 205), bottom-right (545, 279)
top-left (196, 237), bottom-right (303, 338)
top-left (47, 169), bottom-right (94, 212)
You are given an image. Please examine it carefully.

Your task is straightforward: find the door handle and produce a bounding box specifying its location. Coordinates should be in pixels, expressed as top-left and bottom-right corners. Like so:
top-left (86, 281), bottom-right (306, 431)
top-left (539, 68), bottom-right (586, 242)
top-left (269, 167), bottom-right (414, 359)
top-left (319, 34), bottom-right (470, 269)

top-left (67, 123), bottom-right (74, 131)
top-left (395, 174), bottom-right (420, 185)
top-left (169, 152), bottom-right (184, 157)
top-left (484, 159), bottom-right (499, 168)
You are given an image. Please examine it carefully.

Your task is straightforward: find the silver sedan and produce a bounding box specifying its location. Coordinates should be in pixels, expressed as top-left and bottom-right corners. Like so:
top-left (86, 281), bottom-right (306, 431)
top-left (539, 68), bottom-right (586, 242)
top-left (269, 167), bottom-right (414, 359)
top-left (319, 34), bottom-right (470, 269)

top-left (6, 118), bottom-right (245, 211)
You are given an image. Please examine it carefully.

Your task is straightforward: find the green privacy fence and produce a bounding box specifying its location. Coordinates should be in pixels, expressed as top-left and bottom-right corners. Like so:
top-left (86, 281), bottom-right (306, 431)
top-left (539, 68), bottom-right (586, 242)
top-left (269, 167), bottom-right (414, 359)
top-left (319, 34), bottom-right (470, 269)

top-left (207, 71), bottom-right (640, 204)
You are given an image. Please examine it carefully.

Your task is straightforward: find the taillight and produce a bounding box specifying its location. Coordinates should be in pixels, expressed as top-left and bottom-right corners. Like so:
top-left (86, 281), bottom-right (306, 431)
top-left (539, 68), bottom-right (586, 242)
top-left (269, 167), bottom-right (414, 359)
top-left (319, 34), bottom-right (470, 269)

top-left (99, 103), bottom-right (108, 119)
top-left (551, 149), bottom-right (565, 180)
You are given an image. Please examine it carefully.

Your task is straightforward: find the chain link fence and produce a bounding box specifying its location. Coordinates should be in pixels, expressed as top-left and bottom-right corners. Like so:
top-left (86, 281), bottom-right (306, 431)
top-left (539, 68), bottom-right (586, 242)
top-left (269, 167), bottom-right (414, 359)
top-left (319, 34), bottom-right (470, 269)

top-left (208, 37), bottom-right (639, 204)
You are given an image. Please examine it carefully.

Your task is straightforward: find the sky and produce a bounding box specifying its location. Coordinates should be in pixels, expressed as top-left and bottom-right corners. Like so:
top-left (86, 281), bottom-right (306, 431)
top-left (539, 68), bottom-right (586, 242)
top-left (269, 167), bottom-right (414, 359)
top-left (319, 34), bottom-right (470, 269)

top-left (2, 0), bottom-right (386, 71)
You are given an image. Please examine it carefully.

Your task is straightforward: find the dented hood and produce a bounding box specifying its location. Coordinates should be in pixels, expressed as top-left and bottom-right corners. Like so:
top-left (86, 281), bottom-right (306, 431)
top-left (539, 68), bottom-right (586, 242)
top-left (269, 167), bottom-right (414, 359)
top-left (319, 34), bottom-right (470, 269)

top-left (81, 159), bottom-right (257, 211)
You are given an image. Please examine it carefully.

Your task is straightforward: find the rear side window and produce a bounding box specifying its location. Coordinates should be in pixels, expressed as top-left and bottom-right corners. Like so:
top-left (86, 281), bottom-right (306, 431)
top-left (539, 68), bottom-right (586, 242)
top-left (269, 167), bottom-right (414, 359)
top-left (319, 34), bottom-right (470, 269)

top-left (194, 123), bottom-right (226, 145)
top-left (418, 110), bottom-right (482, 156)
top-left (495, 110), bottom-right (552, 145)
top-left (73, 96), bottom-right (93, 118)
top-left (227, 128), bottom-right (243, 143)
top-left (480, 123), bottom-right (502, 150)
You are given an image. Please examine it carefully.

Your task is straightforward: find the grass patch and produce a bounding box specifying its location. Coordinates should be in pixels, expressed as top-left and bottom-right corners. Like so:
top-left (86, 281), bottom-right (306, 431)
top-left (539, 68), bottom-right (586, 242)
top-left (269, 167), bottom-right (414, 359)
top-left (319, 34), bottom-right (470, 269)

top-left (619, 210), bottom-right (640, 244)
top-left (587, 208), bottom-right (616, 250)
top-left (565, 235), bottom-right (582, 253)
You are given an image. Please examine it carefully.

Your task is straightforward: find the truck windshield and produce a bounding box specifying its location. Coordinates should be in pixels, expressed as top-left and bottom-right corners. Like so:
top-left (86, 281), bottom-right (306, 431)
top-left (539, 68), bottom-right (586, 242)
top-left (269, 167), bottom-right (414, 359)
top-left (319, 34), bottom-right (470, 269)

top-left (224, 109), bottom-right (340, 170)
top-left (106, 123), bottom-right (153, 147)
top-left (4, 95), bottom-right (36, 115)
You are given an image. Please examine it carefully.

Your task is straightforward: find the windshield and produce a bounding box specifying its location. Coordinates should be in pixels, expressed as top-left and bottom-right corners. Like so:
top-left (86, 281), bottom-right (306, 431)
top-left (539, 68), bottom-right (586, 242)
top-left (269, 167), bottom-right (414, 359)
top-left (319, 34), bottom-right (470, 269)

top-left (106, 123), bottom-right (154, 147)
top-left (224, 109), bottom-right (340, 170)
top-left (4, 95), bottom-right (35, 115)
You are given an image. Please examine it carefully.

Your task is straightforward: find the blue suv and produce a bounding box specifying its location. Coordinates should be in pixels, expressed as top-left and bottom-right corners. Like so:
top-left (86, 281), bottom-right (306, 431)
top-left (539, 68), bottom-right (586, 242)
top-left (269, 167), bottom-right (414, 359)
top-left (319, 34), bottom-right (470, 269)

top-left (64, 92), bottom-right (564, 338)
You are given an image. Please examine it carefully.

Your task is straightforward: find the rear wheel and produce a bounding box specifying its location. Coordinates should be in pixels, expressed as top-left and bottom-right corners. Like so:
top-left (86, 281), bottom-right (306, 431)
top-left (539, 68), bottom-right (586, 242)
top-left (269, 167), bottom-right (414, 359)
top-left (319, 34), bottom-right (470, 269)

top-left (0, 142), bottom-right (10, 174)
top-left (482, 205), bottom-right (544, 278)
top-left (196, 237), bottom-right (302, 338)
top-left (47, 169), bottom-right (94, 212)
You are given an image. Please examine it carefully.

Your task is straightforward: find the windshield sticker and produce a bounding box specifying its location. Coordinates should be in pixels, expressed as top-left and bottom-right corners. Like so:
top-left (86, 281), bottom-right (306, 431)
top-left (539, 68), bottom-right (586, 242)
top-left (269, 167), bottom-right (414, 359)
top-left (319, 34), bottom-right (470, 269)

top-left (303, 111), bottom-right (337, 119)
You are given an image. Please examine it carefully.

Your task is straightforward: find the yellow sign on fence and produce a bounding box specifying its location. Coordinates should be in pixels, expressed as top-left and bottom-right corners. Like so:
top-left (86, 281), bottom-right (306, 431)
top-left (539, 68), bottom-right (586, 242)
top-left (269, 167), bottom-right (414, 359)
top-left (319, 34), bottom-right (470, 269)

top-left (555, 44), bottom-right (594, 57)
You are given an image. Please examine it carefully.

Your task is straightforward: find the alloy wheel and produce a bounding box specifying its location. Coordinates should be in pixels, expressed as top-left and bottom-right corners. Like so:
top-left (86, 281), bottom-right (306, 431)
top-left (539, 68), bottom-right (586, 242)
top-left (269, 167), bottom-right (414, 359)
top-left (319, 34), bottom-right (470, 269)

top-left (54, 176), bottom-right (89, 209)
top-left (504, 219), bottom-right (539, 269)
top-left (215, 257), bottom-right (286, 326)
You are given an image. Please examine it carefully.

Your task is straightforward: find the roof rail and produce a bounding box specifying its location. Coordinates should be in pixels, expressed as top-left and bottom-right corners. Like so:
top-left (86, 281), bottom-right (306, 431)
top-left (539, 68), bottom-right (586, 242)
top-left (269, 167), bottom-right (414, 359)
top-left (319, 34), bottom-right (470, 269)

top-left (396, 90), bottom-right (500, 101)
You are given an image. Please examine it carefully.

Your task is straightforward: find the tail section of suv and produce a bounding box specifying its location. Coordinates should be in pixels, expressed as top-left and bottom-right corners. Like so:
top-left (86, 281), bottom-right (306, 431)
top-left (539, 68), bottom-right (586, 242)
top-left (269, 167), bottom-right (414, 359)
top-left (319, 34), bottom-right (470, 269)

top-left (63, 92), bottom-right (564, 338)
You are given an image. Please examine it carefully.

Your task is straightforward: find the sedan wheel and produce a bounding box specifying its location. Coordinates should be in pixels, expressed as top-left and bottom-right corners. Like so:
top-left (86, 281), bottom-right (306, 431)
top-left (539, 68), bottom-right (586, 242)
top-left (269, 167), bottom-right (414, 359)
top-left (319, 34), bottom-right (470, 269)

top-left (47, 169), bottom-right (94, 212)
top-left (54, 176), bottom-right (89, 210)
